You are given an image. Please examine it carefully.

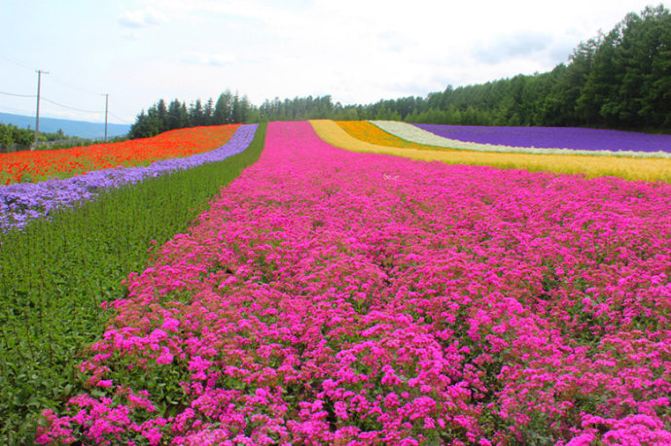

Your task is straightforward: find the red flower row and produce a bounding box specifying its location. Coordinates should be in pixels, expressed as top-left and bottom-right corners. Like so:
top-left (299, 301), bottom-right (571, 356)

top-left (0, 125), bottom-right (240, 185)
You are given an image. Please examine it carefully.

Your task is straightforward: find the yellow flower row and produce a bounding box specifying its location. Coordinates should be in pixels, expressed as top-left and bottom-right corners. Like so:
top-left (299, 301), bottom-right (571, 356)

top-left (310, 120), bottom-right (671, 183)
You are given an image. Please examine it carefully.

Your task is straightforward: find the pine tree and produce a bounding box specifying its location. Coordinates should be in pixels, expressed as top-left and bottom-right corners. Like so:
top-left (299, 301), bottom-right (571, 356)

top-left (167, 99), bottom-right (183, 130)
top-left (204, 98), bottom-right (214, 125)
top-left (231, 92), bottom-right (241, 123)
top-left (189, 99), bottom-right (204, 126)
top-left (156, 99), bottom-right (168, 132)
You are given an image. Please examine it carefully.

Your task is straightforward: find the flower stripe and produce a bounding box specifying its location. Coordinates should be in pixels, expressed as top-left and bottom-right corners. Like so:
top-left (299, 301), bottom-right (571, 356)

top-left (1, 125), bottom-right (258, 231)
top-left (372, 120), bottom-right (671, 158)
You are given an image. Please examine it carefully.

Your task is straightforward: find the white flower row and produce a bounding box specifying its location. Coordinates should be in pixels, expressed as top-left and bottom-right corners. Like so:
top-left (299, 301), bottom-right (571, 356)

top-left (370, 121), bottom-right (671, 159)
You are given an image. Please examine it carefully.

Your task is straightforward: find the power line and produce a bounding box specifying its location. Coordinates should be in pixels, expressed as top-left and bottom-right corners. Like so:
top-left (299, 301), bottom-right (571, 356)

top-left (2, 55), bottom-right (104, 97)
top-left (0, 90), bottom-right (101, 114)
top-left (49, 75), bottom-right (101, 97)
top-left (0, 105), bottom-right (37, 116)
top-left (2, 88), bottom-right (125, 123)
top-left (0, 90), bottom-right (36, 98)
top-left (40, 96), bottom-right (102, 114)
top-left (109, 112), bottom-right (133, 124)
top-left (2, 64), bottom-right (131, 126)
top-left (0, 54), bottom-right (34, 71)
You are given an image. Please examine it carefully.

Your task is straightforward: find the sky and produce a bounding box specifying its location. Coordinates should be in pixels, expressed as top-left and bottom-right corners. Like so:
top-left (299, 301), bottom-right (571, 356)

top-left (0, 0), bottom-right (667, 124)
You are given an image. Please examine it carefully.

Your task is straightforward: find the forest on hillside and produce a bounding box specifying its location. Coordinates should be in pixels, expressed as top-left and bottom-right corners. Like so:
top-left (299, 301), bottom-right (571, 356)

top-left (130, 4), bottom-right (671, 138)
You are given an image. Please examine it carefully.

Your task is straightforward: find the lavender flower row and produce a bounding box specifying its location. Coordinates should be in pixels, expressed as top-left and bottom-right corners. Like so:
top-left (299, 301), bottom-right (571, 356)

top-left (0, 124), bottom-right (258, 232)
top-left (416, 123), bottom-right (671, 153)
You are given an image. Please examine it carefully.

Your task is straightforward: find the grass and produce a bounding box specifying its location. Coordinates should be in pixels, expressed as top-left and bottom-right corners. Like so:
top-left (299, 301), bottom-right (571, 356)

top-left (0, 123), bottom-right (267, 445)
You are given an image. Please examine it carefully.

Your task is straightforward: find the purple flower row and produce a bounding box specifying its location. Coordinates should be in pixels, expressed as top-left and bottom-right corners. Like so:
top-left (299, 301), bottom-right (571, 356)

top-left (416, 124), bottom-right (671, 153)
top-left (0, 124), bottom-right (258, 232)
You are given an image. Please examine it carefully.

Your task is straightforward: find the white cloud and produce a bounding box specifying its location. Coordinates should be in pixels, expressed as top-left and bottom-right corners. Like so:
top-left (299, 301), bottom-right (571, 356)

top-left (474, 32), bottom-right (555, 64)
top-left (118, 8), bottom-right (165, 29)
top-left (120, 30), bottom-right (140, 40)
top-left (182, 52), bottom-right (237, 67)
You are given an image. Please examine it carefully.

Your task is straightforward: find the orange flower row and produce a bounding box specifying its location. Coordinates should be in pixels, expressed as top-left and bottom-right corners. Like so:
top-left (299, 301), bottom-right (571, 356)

top-left (0, 124), bottom-right (240, 185)
top-left (336, 121), bottom-right (428, 149)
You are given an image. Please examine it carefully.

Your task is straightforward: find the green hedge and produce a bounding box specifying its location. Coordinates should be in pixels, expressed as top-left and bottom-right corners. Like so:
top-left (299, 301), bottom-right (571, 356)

top-left (0, 123), bottom-right (266, 444)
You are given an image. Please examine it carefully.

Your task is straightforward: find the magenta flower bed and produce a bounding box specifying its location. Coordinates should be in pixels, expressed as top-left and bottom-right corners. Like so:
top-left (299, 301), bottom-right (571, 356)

top-left (38, 122), bottom-right (671, 445)
top-left (417, 124), bottom-right (671, 152)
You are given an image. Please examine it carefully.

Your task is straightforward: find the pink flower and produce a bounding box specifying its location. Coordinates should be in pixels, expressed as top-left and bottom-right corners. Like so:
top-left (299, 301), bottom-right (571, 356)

top-left (161, 317), bottom-right (180, 332)
top-left (156, 347), bottom-right (174, 365)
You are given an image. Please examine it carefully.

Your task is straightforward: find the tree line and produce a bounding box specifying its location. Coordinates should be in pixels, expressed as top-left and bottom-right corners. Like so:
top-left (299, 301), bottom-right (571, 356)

top-left (130, 4), bottom-right (671, 138)
top-left (0, 124), bottom-right (126, 153)
top-left (129, 90), bottom-right (253, 138)
top-left (0, 124), bottom-right (34, 150)
top-left (0, 124), bottom-right (100, 152)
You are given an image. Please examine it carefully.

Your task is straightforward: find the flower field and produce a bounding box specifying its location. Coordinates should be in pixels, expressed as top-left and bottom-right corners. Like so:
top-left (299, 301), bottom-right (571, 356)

top-left (0, 124), bottom-right (240, 185)
top-left (0, 125), bottom-right (257, 231)
top-left (34, 122), bottom-right (671, 445)
top-left (311, 120), bottom-right (671, 182)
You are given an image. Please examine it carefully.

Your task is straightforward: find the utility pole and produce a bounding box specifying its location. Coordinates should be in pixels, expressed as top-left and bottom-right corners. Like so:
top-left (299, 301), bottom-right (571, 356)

top-left (102, 93), bottom-right (109, 141)
top-left (34, 69), bottom-right (49, 149)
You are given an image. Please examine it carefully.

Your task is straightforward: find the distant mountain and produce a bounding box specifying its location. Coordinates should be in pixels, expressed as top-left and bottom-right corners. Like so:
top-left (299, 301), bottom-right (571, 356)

top-left (0, 112), bottom-right (130, 139)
